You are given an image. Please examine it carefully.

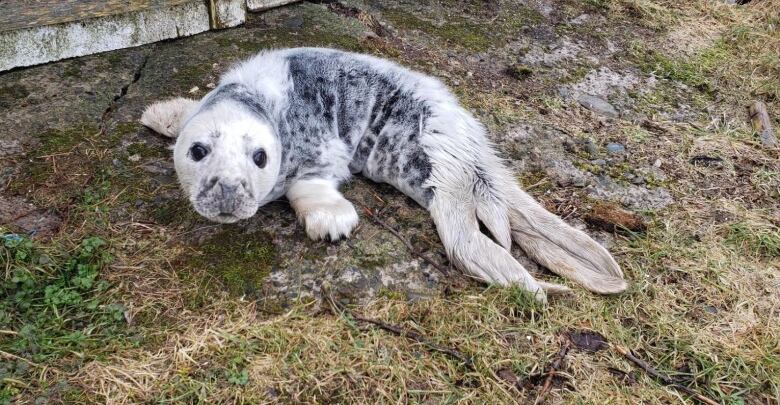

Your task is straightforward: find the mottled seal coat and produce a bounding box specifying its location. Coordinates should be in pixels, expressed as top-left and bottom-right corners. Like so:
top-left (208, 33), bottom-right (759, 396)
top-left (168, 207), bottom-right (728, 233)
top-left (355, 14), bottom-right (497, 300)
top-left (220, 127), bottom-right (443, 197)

top-left (141, 48), bottom-right (627, 301)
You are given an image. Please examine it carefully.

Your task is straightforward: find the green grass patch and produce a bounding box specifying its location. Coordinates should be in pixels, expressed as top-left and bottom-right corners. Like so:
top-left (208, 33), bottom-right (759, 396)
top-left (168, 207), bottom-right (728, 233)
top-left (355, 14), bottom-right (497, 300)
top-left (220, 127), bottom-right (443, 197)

top-left (725, 222), bottom-right (780, 258)
top-left (1, 233), bottom-right (130, 402)
top-left (182, 227), bottom-right (277, 297)
top-left (631, 42), bottom-right (720, 93)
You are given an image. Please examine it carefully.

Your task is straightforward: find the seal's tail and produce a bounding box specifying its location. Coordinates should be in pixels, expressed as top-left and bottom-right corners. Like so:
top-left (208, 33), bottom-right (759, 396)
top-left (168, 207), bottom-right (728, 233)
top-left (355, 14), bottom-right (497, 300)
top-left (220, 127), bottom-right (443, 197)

top-left (424, 108), bottom-right (627, 300)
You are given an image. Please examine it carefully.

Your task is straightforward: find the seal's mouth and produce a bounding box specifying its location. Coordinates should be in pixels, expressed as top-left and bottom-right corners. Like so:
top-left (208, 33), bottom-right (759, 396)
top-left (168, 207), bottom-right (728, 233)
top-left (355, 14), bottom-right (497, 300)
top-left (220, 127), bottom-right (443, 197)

top-left (211, 212), bottom-right (240, 223)
top-left (189, 181), bottom-right (262, 224)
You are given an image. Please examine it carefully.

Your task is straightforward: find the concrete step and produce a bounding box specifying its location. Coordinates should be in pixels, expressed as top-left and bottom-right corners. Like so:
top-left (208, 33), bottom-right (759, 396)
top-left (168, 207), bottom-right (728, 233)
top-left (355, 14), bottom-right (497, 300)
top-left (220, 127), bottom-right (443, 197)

top-left (0, 0), bottom-right (299, 72)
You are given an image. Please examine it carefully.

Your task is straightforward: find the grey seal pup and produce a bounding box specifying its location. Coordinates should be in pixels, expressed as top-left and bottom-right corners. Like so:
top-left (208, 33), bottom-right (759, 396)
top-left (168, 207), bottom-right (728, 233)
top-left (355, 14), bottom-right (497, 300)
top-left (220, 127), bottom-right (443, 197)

top-left (141, 47), bottom-right (627, 301)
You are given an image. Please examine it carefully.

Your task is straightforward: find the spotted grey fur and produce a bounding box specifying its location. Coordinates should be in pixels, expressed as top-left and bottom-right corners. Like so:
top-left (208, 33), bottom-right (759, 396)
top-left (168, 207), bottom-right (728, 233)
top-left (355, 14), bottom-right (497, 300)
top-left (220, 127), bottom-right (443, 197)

top-left (206, 49), bottom-right (436, 207)
top-left (141, 47), bottom-right (630, 301)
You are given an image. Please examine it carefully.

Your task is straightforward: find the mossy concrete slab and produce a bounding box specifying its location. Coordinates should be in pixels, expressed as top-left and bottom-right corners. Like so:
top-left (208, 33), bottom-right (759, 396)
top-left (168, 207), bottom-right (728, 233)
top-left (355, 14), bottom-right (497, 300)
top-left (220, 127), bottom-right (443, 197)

top-left (0, 1), bottom-right (210, 71)
top-left (0, 47), bottom-right (148, 189)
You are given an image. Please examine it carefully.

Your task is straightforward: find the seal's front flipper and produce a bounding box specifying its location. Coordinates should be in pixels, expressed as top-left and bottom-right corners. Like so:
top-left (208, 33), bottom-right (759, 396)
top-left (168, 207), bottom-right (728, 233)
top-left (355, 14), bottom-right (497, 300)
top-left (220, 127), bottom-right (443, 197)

top-left (140, 97), bottom-right (198, 138)
top-left (287, 179), bottom-right (359, 241)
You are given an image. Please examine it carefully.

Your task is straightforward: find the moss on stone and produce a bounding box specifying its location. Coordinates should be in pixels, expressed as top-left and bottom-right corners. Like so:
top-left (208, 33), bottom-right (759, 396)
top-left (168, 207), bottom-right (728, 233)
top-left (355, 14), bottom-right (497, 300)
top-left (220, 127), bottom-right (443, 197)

top-left (126, 142), bottom-right (166, 159)
top-left (377, 288), bottom-right (407, 301)
top-left (22, 124), bottom-right (99, 185)
top-left (352, 239), bottom-right (395, 269)
top-left (381, 9), bottom-right (491, 50)
top-left (564, 65), bottom-right (594, 83)
top-left (114, 121), bottom-right (140, 137)
top-left (107, 121), bottom-right (143, 147)
top-left (300, 243), bottom-right (329, 262)
top-left (172, 63), bottom-right (213, 87)
top-left (214, 37), bottom-right (265, 54)
top-left (519, 171), bottom-right (555, 194)
top-left (505, 64), bottom-right (534, 80)
top-left (106, 52), bottom-right (125, 67)
top-left (0, 83), bottom-right (30, 108)
top-left (242, 25), bottom-right (362, 52)
top-left (120, 121), bottom-right (167, 159)
top-left (380, 4), bottom-right (542, 51)
top-left (184, 227), bottom-right (278, 296)
top-left (63, 64), bottom-right (82, 78)
top-left (220, 4), bottom-right (365, 56)
top-left (41, 124), bottom-right (98, 154)
top-left (149, 198), bottom-right (200, 225)
top-left (394, 209), bottom-right (432, 229)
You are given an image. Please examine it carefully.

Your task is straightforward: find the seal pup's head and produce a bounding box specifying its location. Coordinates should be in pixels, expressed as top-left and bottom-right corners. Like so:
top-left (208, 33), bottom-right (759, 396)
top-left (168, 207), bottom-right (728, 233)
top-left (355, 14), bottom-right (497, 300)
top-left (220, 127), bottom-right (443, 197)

top-left (141, 90), bottom-right (281, 224)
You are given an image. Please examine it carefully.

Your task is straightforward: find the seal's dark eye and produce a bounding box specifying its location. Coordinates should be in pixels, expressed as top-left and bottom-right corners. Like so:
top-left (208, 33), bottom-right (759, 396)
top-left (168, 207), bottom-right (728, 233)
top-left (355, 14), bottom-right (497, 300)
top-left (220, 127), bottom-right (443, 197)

top-left (189, 143), bottom-right (209, 162)
top-left (253, 149), bottom-right (267, 168)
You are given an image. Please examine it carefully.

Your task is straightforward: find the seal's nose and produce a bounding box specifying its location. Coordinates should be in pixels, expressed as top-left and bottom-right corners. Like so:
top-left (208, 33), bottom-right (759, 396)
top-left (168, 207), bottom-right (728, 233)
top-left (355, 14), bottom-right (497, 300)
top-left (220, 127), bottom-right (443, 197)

top-left (219, 182), bottom-right (238, 199)
top-left (218, 182), bottom-right (240, 213)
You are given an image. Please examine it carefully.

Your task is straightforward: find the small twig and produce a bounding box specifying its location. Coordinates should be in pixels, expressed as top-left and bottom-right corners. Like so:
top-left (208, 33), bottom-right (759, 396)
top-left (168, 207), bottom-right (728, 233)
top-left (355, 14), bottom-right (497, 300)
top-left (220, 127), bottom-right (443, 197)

top-left (533, 338), bottom-right (571, 405)
top-left (363, 206), bottom-right (450, 276)
top-left (325, 291), bottom-right (474, 370)
top-left (369, 190), bottom-right (386, 205)
top-left (0, 350), bottom-right (41, 368)
top-left (360, 205), bottom-right (452, 277)
top-left (351, 204), bottom-right (388, 235)
top-left (524, 178), bottom-right (548, 191)
top-left (35, 151), bottom-right (74, 159)
top-left (613, 345), bottom-right (720, 405)
top-left (2, 377), bottom-right (30, 388)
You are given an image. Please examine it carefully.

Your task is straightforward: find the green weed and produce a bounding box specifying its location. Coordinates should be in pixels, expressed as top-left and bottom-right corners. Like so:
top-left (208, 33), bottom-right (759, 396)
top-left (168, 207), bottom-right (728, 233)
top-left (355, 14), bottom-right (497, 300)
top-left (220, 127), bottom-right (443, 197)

top-left (1, 234), bottom-right (128, 402)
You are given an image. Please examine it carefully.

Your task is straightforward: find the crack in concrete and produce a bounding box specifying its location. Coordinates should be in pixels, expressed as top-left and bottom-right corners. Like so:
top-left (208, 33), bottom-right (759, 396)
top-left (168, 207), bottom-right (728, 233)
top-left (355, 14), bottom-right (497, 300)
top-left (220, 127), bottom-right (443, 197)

top-left (99, 53), bottom-right (150, 134)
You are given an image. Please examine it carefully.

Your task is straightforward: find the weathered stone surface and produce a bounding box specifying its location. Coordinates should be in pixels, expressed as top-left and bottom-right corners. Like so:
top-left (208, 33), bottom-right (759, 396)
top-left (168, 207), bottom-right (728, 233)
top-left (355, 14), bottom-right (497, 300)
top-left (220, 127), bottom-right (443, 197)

top-left (576, 94), bottom-right (619, 118)
top-left (0, 196), bottom-right (62, 239)
top-left (210, 0), bottom-right (246, 29)
top-left (505, 124), bottom-right (673, 211)
top-left (586, 176), bottom-right (673, 210)
top-left (521, 38), bottom-right (582, 67)
top-left (567, 67), bottom-right (644, 99)
top-left (606, 142), bottom-right (625, 155)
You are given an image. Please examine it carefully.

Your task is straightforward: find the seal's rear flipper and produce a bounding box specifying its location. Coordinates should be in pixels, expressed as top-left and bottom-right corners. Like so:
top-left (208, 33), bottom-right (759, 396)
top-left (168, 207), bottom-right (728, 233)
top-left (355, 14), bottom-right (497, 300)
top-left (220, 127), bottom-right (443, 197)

top-left (428, 193), bottom-right (578, 304)
top-left (507, 185), bottom-right (628, 294)
top-left (140, 97), bottom-right (198, 138)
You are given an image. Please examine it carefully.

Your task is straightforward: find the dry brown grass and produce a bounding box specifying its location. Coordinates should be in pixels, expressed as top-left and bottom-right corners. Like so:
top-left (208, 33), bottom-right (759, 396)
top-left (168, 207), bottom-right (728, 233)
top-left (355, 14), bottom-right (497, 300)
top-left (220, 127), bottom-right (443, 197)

top-left (3, 0), bottom-right (780, 403)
